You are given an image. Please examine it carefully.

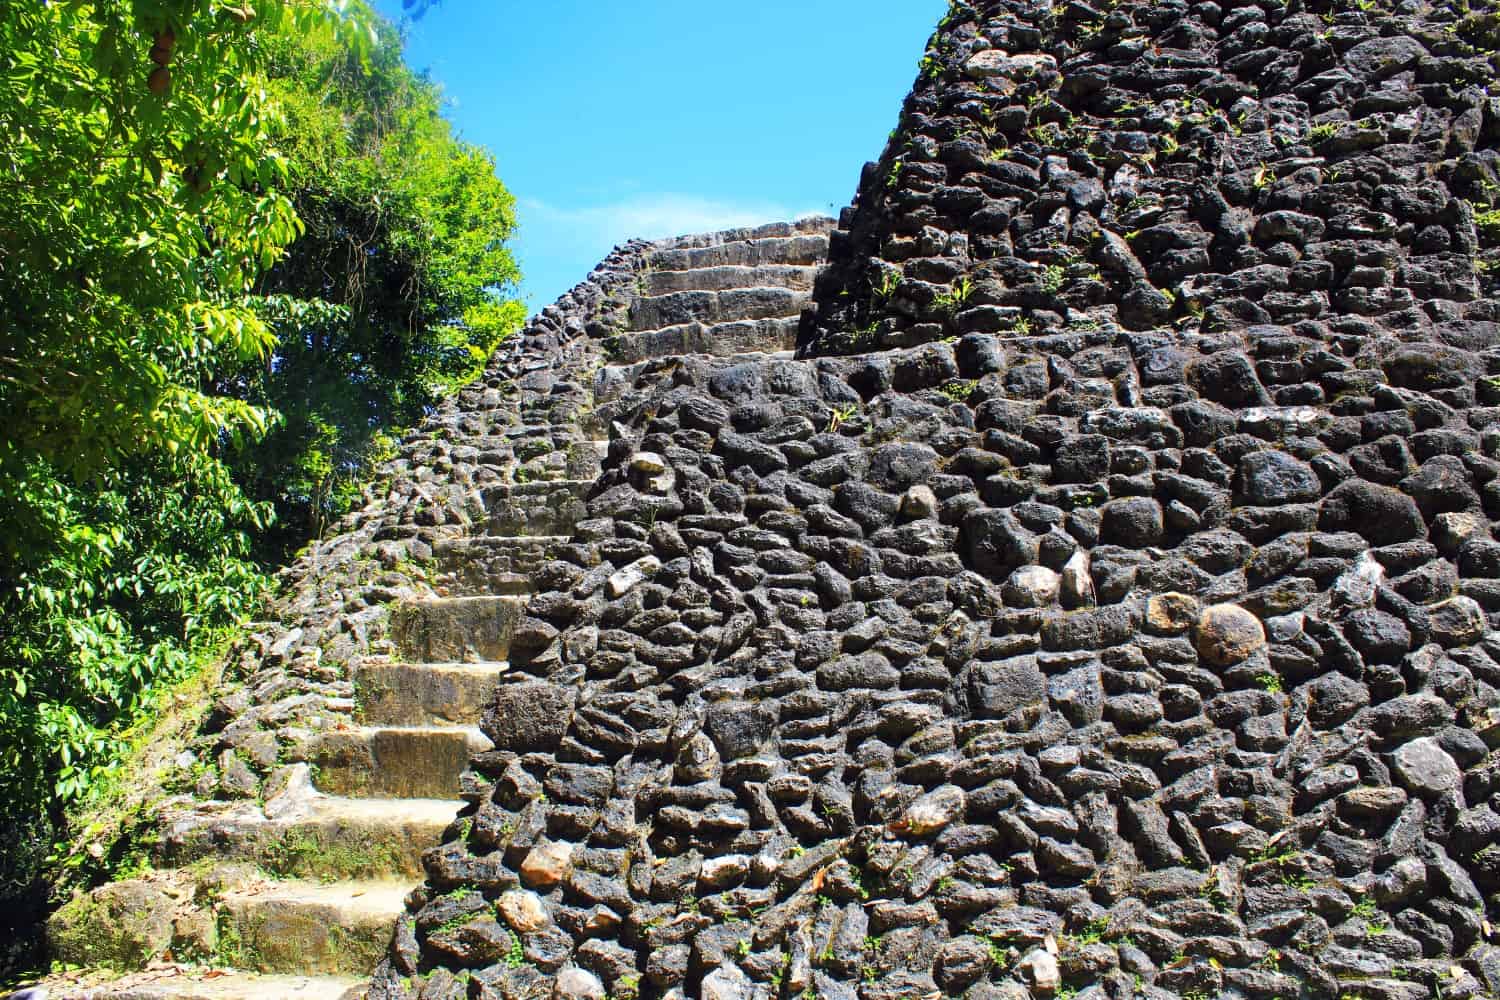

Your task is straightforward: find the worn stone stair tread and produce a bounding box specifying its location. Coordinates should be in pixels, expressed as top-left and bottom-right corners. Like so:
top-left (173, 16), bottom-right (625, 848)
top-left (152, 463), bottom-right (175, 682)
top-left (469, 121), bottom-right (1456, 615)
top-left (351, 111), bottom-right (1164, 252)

top-left (643, 263), bottom-right (818, 295)
top-left (647, 234), bottom-right (831, 271)
top-left (604, 316), bottom-right (800, 365)
top-left (163, 792), bottom-right (459, 878)
top-left (214, 879), bottom-right (409, 976)
top-left (628, 286), bottom-right (809, 331)
top-left (654, 217), bottom-right (834, 248)
top-left (389, 594), bottom-right (527, 663)
top-left (224, 876), bottom-right (410, 915)
top-left (307, 726), bottom-right (492, 800)
top-left (354, 658), bottom-right (507, 727)
top-left (44, 970), bottom-right (364, 1000)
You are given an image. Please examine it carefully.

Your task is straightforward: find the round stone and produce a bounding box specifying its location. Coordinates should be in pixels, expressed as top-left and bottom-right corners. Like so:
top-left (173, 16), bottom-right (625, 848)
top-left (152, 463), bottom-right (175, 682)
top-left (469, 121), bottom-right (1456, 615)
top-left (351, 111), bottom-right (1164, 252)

top-left (497, 889), bottom-right (550, 933)
top-left (1146, 592), bottom-right (1200, 634)
top-left (1427, 596), bottom-right (1486, 647)
top-left (1235, 450), bottom-right (1321, 506)
top-left (520, 840), bottom-right (574, 889)
top-left (900, 784), bottom-right (966, 836)
top-left (1195, 603), bottom-right (1266, 667)
top-left (900, 484), bottom-right (940, 519)
top-left (555, 966), bottom-right (607, 1000)
top-left (1101, 496), bottom-right (1165, 547)
top-left (1002, 565), bottom-right (1061, 608)
top-left (1392, 737), bottom-right (1462, 799)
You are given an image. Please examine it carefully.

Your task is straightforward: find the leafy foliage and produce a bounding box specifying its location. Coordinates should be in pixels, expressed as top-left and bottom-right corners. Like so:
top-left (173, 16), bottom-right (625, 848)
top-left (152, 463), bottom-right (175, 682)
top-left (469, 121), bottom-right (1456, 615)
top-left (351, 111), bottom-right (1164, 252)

top-left (222, 12), bottom-right (523, 555)
top-left (0, 0), bottom-right (504, 974)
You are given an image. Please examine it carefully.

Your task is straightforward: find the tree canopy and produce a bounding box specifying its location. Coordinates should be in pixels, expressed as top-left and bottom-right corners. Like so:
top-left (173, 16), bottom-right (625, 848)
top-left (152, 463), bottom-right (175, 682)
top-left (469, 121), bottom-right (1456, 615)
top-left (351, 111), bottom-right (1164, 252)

top-left (227, 13), bottom-right (522, 555)
top-left (0, 0), bottom-right (521, 972)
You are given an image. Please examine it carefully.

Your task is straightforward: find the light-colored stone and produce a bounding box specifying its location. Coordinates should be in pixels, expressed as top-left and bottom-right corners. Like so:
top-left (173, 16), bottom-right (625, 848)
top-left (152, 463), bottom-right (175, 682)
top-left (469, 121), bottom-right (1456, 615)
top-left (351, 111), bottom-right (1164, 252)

top-left (701, 962), bottom-right (754, 1000)
top-left (1238, 406), bottom-right (1330, 438)
top-left (497, 889), bottom-right (551, 933)
top-left (1003, 565), bottom-right (1061, 608)
top-left (521, 840), bottom-right (575, 889)
top-left (629, 451), bottom-right (668, 474)
top-left (629, 452), bottom-right (675, 493)
top-left (1392, 737), bottom-right (1462, 798)
top-left (900, 784), bottom-right (965, 836)
top-left (1428, 596), bottom-right (1486, 646)
top-left (700, 854), bottom-right (751, 891)
top-left (1146, 592), bottom-right (1200, 634)
top-left (1434, 511), bottom-right (1488, 553)
top-left (1014, 947), bottom-right (1061, 992)
top-left (607, 556), bottom-right (663, 598)
top-left (1330, 551), bottom-right (1384, 609)
top-left (1195, 603), bottom-right (1265, 667)
top-left (964, 49), bottom-right (1059, 80)
top-left (900, 484), bottom-right (940, 519)
top-left (581, 905), bottom-right (621, 935)
top-left (1060, 550), bottom-right (1095, 609)
top-left (554, 965), bottom-right (607, 1000)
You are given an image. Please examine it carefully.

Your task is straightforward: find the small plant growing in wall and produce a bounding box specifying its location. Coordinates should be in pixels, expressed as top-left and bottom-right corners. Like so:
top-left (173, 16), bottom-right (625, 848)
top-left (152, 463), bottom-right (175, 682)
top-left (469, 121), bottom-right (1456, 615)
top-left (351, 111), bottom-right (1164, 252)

top-left (1041, 265), bottom-right (1067, 294)
top-left (933, 276), bottom-right (974, 315)
top-left (505, 930), bottom-right (527, 968)
top-left (873, 270), bottom-right (904, 303)
top-left (826, 403), bottom-right (859, 433)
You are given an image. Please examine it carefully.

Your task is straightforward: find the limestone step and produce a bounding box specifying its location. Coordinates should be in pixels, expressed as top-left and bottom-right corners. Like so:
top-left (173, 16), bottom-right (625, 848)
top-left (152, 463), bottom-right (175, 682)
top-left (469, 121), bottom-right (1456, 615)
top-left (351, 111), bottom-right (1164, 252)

top-left (44, 971), bottom-right (363, 1000)
top-left (478, 478), bottom-right (591, 537)
top-left (354, 659), bottom-right (507, 727)
top-left (162, 793), bottom-right (459, 880)
top-left (389, 595), bottom-right (527, 663)
top-left (214, 879), bottom-right (408, 977)
top-left (307, 725), bottom-right (492, 799)
top-left (629, 286), bottom-right (808, 331)
top-left (433, 536), bottom-right (570, 595)
top-left (647, 233), bottom-right (830, 271)
top-left (603, 315), bottom-right (800, 365)
top-left (643, 263), bottom-right (818, 295)
top-left (658, 217), bottom-right (835, 248)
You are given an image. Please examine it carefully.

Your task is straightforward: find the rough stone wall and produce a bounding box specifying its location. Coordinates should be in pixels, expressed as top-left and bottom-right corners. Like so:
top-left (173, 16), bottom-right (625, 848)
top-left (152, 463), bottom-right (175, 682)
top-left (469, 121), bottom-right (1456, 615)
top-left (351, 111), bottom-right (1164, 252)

top-left (804, 0), bottom-right (1500, 356)
top-left (371, 323), bottom-right (1500, 1000)
top-left (369, 2), bottom-right (1500, 1000)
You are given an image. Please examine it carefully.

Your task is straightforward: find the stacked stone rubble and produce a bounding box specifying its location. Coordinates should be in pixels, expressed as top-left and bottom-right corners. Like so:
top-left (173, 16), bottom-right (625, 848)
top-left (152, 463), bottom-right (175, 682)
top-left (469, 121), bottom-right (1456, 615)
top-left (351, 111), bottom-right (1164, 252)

top-left (806, 0), bottom-right (1500, 356)
top-left (371, 2), bottom-right (1500, 999)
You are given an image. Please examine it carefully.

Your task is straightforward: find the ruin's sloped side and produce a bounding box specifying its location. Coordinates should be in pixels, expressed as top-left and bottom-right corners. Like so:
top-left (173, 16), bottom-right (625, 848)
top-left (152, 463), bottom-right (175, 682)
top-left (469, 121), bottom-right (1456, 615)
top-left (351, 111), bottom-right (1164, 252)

top-left (806, 0), bottom-right (1500, 356)
top-left (371, 2), bottom-right (1500, 999)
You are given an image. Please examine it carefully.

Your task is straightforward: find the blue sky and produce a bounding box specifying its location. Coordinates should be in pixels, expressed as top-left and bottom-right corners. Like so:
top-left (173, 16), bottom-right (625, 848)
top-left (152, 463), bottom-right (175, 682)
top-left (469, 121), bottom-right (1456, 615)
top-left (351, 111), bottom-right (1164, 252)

top-left (373, 0), bottom-right (947, 311)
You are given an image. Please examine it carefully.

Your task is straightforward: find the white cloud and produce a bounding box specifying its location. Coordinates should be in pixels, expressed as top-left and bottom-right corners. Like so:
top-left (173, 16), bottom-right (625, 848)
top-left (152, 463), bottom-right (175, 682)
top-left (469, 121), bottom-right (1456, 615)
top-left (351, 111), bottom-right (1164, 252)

top-left (520, 193), bottom-right (827, 243)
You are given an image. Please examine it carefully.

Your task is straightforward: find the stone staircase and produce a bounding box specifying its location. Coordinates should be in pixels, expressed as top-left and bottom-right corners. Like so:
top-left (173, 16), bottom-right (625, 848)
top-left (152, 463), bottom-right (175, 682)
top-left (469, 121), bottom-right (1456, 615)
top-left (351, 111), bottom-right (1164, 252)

top-left (38, 218), bottom-right (832, 999)
top-left (600, 219), bottom-right (831, 365)
top-left (44, 592), bottom-right (531, 997)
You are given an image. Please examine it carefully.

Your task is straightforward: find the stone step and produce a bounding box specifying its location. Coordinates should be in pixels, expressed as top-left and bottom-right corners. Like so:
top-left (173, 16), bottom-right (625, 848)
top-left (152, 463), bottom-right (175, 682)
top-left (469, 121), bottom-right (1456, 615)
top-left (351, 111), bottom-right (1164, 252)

top-left (44, 971), bottom-right (363, 999)
top-left (433, 536), bottom-right (570, 595)
top-left (389, 595), bottom-right (527, 663)
top-left (603, 315), bottom-right (800, 365)
top-left (647, 233), bottom-right (829, 272)
top-left (162, 793), bottom-right (459, 880)
top-left (657, 217), bottom-right (835, 249)
top-left (478, 478), bottom-right (591, 537)
top-left (644, 263), bottom-right (818, 296)
top-left (307, 726), bottom-right (492, 799)
top-left (215, 879), bottom-right (408, 977)
top-left (629, 286), bottom-right (808, 331)
top-left (354, 659), bottom-right (506, 727)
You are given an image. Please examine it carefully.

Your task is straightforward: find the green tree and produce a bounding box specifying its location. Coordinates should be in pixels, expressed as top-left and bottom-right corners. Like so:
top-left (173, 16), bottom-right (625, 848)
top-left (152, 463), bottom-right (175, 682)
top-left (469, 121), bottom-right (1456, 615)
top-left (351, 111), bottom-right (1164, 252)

top-left (223, 12), bottom-right (524, 556)
top-left (0, 0), bottom-right (371, 972)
